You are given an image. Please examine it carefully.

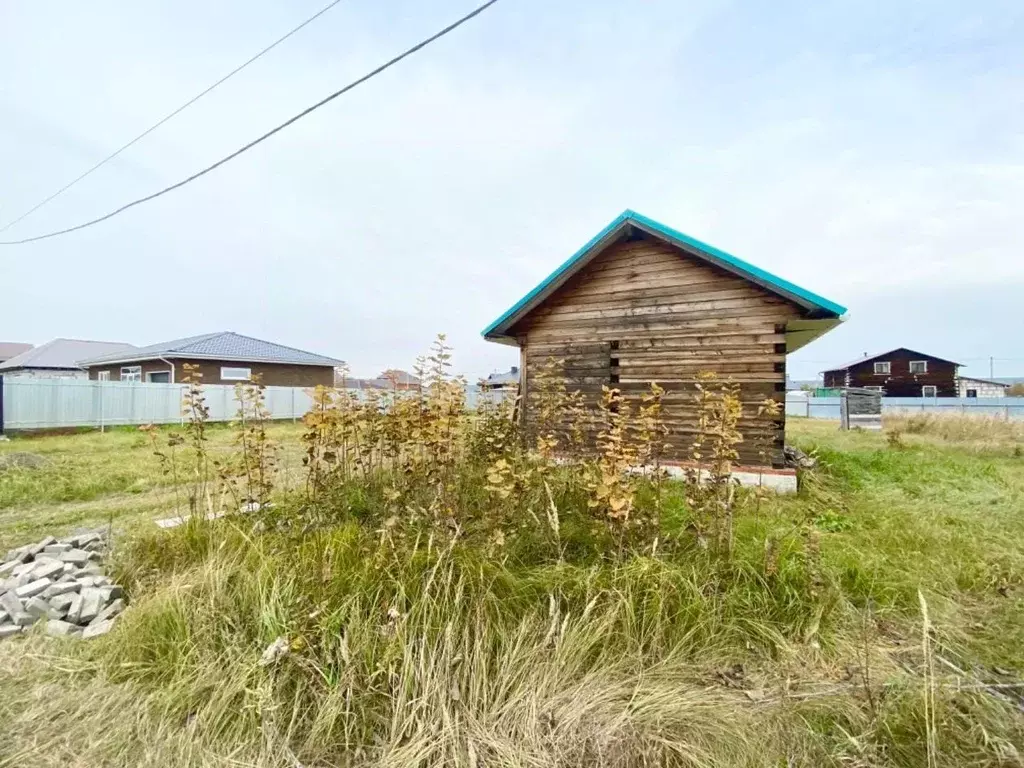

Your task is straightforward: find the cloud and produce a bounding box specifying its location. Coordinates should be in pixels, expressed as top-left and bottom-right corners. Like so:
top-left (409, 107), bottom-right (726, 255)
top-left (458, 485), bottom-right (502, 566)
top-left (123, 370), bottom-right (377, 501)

top-left (1, 0), bottom-right (1021, 379)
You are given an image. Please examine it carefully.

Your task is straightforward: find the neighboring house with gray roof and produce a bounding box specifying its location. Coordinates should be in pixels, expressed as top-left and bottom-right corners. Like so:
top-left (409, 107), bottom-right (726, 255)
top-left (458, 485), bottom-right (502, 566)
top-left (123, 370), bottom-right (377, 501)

top-left (79, 331), bottom-right (343, 386)
top-left (480, 366), bottom-right (520, 391)
top-left (0, 342), bottom-right (33, 365)
top-left (0, 339), bottom-right (136, 379)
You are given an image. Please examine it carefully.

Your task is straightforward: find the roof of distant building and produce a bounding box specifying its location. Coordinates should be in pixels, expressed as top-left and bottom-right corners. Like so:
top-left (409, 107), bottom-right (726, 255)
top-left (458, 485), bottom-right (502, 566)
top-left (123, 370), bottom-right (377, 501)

top-left (378, 369), bottom-right (420, 385)
top-left (79, 331), bottom-right (342, 368)
top-left (0, 342), bottom-right (33, 363)
top-left (957, 375), bottom-right (1010, 387)
top-left (0, 339), bottom-right (136, 371)
top-left (483, 367), bottom-right (520, 386)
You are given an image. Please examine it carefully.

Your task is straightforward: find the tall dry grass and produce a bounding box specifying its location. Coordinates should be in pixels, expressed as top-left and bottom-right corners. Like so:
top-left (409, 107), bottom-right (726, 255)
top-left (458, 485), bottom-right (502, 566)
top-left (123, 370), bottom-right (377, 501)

top-left (884, 411), bottom-right (1024, 446)
top-left (6, 515), bottom-right (1023, 767)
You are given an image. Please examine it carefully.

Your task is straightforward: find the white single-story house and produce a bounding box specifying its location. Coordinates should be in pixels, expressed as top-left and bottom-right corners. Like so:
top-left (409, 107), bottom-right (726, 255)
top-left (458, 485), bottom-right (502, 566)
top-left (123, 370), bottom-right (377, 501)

top-left (957, 376), bottom-right (1010, 398)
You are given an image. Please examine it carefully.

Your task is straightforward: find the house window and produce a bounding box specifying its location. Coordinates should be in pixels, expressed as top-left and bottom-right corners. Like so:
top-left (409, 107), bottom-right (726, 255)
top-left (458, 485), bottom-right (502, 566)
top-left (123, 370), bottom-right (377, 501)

top-left (221, 366), bottom-right (252, 381)
top-left (873, 362), bottom-right (890, 375)
top-left (120, 366), bottom-right (141, 382)
top-left (921, 385), bottom-right (937, 398)
top-left (909, 360), bottom-right (928, 374)
top-left (97, 371), bottom-right (110, 382)
top-left (966, 389), bottom-right (978, 398)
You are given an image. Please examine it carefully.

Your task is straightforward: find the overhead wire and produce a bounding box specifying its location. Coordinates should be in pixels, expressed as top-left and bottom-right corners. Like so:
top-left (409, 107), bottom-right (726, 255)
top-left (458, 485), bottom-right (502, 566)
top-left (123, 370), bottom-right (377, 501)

top-left (0, 0), bottom-right (346, 234)
top-left (0, 0), bottom-right (501, 246)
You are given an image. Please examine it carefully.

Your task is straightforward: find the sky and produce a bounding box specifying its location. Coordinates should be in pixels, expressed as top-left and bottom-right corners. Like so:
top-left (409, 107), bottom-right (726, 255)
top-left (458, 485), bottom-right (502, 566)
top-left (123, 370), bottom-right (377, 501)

top-left (1, 0), bottom-right (1022, 381)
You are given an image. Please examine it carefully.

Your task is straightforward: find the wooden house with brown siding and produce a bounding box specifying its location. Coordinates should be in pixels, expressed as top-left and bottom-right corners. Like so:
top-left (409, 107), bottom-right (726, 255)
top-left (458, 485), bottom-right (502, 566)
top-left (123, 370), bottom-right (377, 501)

top-left (482, 210), bottom-right (846, 473)
top-left (823, 348), bottom-right (960, 397)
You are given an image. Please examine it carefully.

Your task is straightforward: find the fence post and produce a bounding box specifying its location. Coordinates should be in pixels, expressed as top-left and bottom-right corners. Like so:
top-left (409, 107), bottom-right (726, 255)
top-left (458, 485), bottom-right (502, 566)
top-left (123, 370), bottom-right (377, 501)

top-left (291, 387), bottom-right (296, 422)
top-left (99, 381), bottom-right (104, 433)
top-left (0, 374), bottom-right (5, 436)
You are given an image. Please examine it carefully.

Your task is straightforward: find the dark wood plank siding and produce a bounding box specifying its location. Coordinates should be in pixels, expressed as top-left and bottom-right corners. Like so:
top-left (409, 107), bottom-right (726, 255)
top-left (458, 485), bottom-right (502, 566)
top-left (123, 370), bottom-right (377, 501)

top-left (87, 359), bottom-right (334, 387)
top-left (823, 369), bottom-right (848, 389)
top-left (512, 236), bottom-right (802, 466)
top-left (826, 349), bottom-right (958, 397)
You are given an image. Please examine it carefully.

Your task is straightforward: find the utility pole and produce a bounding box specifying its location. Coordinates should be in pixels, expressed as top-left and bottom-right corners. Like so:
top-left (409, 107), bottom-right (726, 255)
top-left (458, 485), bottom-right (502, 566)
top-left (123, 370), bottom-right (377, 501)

top-left (990, 356), bottom-right (995, 380)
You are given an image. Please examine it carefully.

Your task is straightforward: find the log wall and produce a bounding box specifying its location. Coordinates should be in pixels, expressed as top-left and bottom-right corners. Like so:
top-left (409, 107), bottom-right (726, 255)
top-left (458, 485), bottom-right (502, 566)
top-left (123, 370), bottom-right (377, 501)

top-left (512, 237), bottom-right (802, 466)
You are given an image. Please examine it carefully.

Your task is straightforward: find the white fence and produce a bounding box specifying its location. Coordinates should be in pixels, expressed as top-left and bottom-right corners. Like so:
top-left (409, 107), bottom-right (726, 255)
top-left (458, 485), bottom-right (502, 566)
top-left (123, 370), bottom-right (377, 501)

top-left (0, 378), bottom-right (314, 430)
top-left (0, 378), bottom-right (510, 431)
top-left (785, 394), bottom-right (1024, 421)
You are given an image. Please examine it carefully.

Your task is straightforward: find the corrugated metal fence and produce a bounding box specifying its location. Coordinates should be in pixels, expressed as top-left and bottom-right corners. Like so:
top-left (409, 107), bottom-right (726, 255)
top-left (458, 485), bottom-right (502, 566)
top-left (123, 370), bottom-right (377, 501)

top-left (0, 377), bottom-right (509, 431)
top-left (785, 394), bottom-right (1024, 420)
top-left (4, 378), bottom-right (1018, 431)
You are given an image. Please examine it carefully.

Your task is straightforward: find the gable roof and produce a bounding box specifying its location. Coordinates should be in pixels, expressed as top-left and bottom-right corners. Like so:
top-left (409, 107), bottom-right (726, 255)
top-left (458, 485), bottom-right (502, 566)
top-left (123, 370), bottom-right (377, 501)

top-left (482, 209), bottom-right (847, 343)
top-left (79, 331), bottom-right (343, 368)
top-left (0, 339), bottom-right (136, 371)
top-left (824, 348), bottom-right (962, 372)
top-left (0, 342), bottom-right (33, 362)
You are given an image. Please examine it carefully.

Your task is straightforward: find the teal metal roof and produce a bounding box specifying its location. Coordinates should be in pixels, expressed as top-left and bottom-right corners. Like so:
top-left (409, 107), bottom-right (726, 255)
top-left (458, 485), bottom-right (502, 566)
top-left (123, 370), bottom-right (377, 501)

top-left (482, 209), bottom-right (847, 341)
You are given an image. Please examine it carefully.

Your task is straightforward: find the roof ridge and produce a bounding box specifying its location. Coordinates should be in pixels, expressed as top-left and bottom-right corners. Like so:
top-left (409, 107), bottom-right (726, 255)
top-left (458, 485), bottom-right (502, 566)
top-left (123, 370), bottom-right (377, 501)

top-left (210, 331), bottom-right (336, 360)
top-left (168, 331), bottom-right (234, 353)
top-left (49, 337), bottom-right (134, 345)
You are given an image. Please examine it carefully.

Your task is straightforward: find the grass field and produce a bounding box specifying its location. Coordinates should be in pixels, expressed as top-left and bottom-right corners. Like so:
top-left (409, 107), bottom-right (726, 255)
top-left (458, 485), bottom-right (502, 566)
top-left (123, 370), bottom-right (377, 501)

top-left (0, 423), bottom-right (309, 551)
top-left (0, 415), bottom-right (1022, 767)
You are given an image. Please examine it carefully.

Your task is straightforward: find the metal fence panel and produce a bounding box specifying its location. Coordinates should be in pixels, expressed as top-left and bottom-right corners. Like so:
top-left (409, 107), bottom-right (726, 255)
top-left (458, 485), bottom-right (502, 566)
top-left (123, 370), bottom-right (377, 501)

top-left (0, 378), bottom-right (513, 431)
top-left (881, 397), bottom-right (1024, 419)
top-left (6, 379), bottom-right (1019, 431)
top-left (0, 378), bottom-right (317, 430)
top-left (785, 394), bottom-right (1024, 421)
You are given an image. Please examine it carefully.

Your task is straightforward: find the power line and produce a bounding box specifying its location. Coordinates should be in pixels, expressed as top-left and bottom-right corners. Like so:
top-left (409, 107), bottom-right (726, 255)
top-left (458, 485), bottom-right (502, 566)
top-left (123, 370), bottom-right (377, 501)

top-left (0, 0), bottom-right (346, 235)
top-left (1, 0), bottom-right (501, 246)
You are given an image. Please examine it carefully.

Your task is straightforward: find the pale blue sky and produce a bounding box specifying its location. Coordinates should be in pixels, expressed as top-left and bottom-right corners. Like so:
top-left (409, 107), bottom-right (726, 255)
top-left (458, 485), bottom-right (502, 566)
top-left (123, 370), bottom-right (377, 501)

top-left (2, 1), bottom-right (1021, 380)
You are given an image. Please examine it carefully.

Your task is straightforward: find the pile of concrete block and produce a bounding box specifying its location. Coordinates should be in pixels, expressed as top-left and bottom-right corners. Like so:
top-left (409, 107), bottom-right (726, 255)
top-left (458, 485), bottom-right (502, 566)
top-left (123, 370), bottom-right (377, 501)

top-left (0, 531), bottom-right (125, 640)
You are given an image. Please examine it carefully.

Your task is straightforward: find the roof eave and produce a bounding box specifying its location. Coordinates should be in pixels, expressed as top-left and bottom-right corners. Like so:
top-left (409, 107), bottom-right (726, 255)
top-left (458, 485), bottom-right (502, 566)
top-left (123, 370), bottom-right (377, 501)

top-left (482, 212), bottom-right (635, 342)
top-left (786, 316), bottom-right (846, 354)
top-left (0, 364), bottom-right (85, 372)
top-left (626, 216), bottom-right (846, 319)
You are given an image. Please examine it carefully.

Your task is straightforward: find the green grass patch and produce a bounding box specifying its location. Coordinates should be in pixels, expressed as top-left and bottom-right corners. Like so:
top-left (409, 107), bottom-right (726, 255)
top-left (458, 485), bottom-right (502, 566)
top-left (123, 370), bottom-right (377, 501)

top-left (1, 418), bottom-right (1024, 766)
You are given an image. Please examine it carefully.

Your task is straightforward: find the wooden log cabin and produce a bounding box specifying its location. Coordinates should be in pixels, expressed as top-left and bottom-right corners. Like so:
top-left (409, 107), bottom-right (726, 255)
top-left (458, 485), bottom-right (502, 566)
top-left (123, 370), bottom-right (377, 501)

top-left (823, 348), bottom-right (961, 397)
top-left (482, 210), bottom-right (846, 482)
